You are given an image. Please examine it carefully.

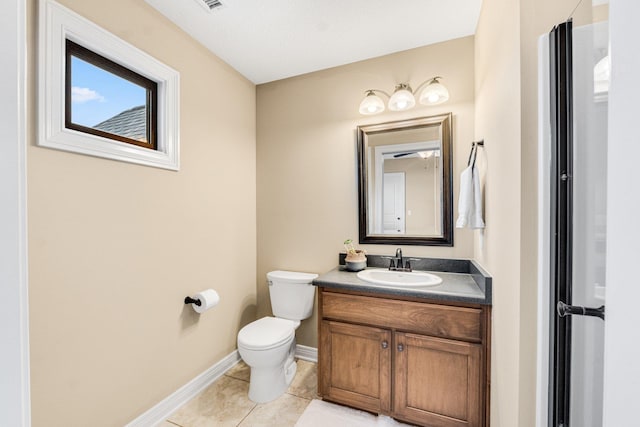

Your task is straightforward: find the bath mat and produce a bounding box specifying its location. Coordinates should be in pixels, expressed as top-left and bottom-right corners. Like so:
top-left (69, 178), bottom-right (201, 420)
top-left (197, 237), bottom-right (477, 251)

top-left (294, 399), bottom-right (413, 427)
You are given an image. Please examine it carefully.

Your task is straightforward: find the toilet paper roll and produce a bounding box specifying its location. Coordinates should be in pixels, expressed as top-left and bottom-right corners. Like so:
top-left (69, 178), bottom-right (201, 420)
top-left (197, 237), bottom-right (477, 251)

top-left (191, 289), bottom-right (220, 314)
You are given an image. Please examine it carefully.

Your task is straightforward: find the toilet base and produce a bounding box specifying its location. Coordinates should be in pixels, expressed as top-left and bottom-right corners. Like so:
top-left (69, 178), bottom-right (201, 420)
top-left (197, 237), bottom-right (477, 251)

top-left (246, 339), bottom-right (297, 403)
top-left (248, 356), bottom-right (297, 403)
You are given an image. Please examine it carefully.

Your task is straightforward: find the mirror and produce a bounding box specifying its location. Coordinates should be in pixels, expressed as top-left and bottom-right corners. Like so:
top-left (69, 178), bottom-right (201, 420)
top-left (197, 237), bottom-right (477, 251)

top-left (357, 113), bottom-right (453, 246)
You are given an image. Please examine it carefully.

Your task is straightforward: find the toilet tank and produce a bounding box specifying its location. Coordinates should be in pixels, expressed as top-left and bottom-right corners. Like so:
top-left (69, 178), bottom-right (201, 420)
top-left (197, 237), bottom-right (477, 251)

top-left (267, 270), bottom-right (318, 321)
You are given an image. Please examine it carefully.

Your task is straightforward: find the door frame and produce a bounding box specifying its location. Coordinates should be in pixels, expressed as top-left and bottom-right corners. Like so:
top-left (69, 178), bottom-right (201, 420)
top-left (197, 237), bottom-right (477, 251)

top-left (0, 0), bottom-right (31, 425)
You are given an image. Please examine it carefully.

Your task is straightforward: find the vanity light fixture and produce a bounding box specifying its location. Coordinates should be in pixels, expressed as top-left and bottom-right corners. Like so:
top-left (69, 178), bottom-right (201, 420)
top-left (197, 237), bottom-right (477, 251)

top-left (358, 77), bottom-right (450, 115)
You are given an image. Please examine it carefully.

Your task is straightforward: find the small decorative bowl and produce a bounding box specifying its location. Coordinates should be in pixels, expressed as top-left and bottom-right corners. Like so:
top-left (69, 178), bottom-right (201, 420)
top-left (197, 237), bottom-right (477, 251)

top-left (345, 260), bottom-right (367, 272)
top-left (345, 249), bottom-right (367, 272)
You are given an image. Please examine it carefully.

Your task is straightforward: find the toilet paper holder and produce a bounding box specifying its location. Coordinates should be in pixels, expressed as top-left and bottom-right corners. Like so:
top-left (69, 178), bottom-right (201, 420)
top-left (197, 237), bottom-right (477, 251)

top-left (184, 296), bottom-right (202, 306)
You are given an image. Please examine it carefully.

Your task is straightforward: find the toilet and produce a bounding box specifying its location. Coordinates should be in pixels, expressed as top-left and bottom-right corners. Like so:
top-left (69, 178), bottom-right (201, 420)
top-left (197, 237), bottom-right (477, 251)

top-left (237, 270), bottom-right (318, 403)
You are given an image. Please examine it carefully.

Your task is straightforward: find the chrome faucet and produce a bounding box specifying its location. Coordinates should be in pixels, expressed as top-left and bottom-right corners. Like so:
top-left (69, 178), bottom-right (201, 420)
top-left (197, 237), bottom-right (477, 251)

top-left (395, 248), bottom-right (403, 268)
top-left (385, 248), bottom-right (420, 272)
top-left (385, 248), bottom-right (410, 271)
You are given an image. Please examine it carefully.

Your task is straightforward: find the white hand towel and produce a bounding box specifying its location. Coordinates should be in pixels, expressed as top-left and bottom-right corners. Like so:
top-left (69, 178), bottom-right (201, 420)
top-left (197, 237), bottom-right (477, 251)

top-left (456, 163), bottom-right (474, 228)
top-left (456, 146), bottom-right (485, 229)
top-left (469, 165), bottom-right (485, 229)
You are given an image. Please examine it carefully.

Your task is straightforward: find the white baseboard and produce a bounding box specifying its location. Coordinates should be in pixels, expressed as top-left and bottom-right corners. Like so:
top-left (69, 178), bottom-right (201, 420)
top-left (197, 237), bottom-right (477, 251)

top-left (126, 345), bottom-right (318, 427)
top-left (295, 344), bottom-right (318, 362)
top-left (126, 350), bottom-right (241, 427)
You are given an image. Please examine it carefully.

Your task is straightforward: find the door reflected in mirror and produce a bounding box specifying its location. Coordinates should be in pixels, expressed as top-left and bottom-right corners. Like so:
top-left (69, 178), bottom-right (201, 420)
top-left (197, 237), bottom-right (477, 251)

top-left (357, 114), bottom-right (453, 246)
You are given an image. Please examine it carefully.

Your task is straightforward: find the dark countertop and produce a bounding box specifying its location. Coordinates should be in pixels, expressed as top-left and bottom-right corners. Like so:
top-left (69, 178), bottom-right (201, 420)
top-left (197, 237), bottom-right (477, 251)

top-left (313, 256), bottom-right (492, 305)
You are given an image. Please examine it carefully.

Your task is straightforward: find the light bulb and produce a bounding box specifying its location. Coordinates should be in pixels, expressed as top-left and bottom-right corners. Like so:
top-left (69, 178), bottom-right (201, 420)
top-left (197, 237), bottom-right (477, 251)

top-left (359, 91), bottom-right (385, 115)
top-left (388, 85), bottom-right (415, 111)
top-left (419, 78), bottom-right (450, 106)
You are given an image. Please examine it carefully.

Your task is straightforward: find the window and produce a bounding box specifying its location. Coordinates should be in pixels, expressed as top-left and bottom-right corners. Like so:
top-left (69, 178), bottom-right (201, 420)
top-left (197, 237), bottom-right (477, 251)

top-left (39, 0), bottom-right (180, 170)
top-left (65, 40), bottom-right (158, 150)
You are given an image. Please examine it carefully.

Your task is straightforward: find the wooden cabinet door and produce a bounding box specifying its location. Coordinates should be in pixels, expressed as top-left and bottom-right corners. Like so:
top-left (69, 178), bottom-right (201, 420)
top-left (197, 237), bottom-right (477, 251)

top-left (394, 332), bottom-right (482, 427)
top-left (319, 320), bottom-right (392, 414)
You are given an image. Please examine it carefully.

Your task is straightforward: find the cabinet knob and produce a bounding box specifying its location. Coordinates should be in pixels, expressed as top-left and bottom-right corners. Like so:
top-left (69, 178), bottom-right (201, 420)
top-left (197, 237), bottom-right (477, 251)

top-left (381, 340), bottom-right (388, 349)
top-left (397, 344), bottom-right (404, 352)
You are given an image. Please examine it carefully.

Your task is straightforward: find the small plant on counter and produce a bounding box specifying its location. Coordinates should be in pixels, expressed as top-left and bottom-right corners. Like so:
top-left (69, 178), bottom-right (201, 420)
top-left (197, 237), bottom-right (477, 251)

top-left (344, 239), bottom-right (357, 255)
top-left (343, 239), bottom-right (366, 262)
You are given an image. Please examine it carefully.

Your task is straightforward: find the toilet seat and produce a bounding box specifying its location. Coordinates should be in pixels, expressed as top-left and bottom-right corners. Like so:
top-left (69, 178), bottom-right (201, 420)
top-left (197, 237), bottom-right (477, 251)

top-left (238, 317), bottom-right (296, 351)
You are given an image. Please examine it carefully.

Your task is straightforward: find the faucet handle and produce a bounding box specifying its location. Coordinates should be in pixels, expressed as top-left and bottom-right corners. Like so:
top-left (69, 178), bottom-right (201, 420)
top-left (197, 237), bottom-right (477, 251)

top-left (405, 258), bottom-right (421, 271)
top-left (381, 256), bottom-right (396, 270)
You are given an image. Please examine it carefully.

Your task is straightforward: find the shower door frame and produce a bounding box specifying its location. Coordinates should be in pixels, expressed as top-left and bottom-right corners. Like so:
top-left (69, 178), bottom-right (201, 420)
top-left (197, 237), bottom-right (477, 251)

top-left (548, 19), bottom-right (574, 427)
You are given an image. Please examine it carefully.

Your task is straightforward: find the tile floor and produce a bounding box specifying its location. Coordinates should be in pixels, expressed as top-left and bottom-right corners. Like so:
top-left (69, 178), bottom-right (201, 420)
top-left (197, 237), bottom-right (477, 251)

top-left (163, 359), bottom-right (317, 427)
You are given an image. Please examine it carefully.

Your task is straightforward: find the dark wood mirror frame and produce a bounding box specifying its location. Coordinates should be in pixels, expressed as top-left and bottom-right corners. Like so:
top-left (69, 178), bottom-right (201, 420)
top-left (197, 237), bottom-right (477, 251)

top-left (357, 113), bottom-right (453, 246)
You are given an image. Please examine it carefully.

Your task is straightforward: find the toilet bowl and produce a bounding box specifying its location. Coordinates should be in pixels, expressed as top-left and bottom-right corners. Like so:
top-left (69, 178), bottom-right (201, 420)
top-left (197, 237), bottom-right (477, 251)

top-left (237, 270), bottom-right (317, 403)
top-left (237, 317), bottom-right (298, 402)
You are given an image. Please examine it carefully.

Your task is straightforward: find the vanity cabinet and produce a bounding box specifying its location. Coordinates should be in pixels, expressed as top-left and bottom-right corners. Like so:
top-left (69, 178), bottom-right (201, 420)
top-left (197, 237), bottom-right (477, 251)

top-left (320, 320), bottom-right (391, 413)
top-left (318, 288), bottom-right (490, 427)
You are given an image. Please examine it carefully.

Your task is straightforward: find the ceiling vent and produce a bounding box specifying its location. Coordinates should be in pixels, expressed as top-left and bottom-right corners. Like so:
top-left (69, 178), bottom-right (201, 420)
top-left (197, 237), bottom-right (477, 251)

top-left (197, 0), bottom-right (224, 12)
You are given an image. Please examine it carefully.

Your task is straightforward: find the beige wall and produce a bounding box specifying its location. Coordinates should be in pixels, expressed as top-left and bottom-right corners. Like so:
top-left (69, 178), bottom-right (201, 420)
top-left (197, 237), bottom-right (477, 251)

top-left (27, 0), bottom-right (256, 425)
top-left (474, 1), bottom-right (523, 424)
top-left (257, 36), bottom-right (476, 347)
top-left (475, 0), bottom-right (591, 426)
top-left (593, 4), bottom-right (609, 23)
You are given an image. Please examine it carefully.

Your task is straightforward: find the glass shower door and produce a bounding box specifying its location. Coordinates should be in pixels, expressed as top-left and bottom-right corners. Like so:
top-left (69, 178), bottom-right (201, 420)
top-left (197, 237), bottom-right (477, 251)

top-left (568, 20), bottom-right (608, 427)
top-left (545, 18), bottom-right (608, 427)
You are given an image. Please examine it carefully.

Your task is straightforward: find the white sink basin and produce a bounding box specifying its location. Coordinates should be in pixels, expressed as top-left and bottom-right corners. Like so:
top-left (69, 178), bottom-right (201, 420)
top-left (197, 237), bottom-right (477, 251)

top-left (356, 269), bottom-right (443, 287)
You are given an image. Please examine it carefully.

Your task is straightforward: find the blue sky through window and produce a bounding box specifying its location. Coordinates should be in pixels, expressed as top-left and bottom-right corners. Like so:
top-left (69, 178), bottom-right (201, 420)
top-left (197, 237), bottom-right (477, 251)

top-left (71, 56), bottom-right (146, 127)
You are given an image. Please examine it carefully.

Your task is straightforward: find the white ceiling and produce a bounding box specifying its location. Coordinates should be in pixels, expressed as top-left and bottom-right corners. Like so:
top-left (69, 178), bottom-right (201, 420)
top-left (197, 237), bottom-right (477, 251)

top-left (145, 0), bottom-right (482, 84)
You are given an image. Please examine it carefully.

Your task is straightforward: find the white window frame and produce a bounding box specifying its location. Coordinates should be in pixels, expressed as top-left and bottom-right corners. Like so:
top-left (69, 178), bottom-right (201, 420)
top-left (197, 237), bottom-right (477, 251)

top-left (38, 0), bottom-right (180, 170)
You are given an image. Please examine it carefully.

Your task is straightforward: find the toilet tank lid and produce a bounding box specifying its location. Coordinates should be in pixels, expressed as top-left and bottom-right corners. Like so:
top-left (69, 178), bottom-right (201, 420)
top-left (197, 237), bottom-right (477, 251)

top-left (267, 270), bottom-right (318, 283)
